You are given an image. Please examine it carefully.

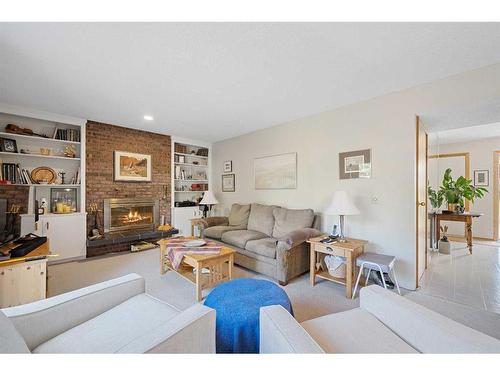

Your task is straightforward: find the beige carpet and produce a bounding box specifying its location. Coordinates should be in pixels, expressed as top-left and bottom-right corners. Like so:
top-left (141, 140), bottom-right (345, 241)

top-left (48, 247), bottom-right (358, 322)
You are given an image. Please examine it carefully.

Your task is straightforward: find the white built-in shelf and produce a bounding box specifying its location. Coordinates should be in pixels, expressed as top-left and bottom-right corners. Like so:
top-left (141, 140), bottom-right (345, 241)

top-left (174, 179), bottom-right (208, 182)
top-left (174, 152), bottom-right (208, 160)
top-left (8, 184), bottom-right (81, 188)
top-left (0, 132), bottom-right (81, 145)
top-left (174, 190), bottom-right (207, 193)
top-left (174, 162), bottom-right (208, 167)
top-left (0, 151), bottom-right (80, 161)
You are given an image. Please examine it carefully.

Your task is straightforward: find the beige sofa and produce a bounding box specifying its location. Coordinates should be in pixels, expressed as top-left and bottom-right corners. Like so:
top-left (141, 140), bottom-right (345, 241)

top-left (260, 285), bottom-right (500, 353)
top-left (0, 274), bottom-right (216, 353)
top-left (200, 203), bottom-right (321, 285)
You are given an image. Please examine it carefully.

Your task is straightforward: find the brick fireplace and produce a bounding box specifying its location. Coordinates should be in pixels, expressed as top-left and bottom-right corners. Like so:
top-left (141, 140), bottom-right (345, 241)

top-left (86, 121), bottom-right (174, 257)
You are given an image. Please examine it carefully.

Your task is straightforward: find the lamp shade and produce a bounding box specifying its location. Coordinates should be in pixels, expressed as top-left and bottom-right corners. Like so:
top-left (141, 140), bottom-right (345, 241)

top-left (324, 191), bottom-right (360, 216)
top-left (200, 191), bottom-right (219, 205)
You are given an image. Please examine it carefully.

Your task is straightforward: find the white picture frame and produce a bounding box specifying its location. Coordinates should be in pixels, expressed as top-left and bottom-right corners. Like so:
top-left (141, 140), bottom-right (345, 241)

top-left (474, 170), bottom-right (489, 186)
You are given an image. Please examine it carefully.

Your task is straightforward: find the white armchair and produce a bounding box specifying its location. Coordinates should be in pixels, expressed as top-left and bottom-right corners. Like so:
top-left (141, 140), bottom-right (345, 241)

top-left (260, 285), bottom-right (500, 354)
top-left (0, 273), bottom-right (215, 353)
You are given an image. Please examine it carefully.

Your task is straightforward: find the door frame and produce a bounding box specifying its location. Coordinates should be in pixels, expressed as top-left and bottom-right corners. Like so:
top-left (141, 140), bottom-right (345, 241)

top-left (428, 152), bottom-right (471, 212)
top-left (415, 116), bottom-right (428, 289)
top-left (493, 151), bottom-right (500, 241)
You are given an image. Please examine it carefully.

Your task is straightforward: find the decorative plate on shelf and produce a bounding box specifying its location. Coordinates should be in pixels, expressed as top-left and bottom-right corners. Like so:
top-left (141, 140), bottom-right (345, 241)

top-left (183, 240), bottom-right (207, 247)
top-left (31, 166), bottom-right (57, 184)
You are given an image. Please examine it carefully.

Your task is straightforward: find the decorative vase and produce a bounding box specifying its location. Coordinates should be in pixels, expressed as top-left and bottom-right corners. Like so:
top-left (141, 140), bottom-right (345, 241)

top-left (438, 239), bottom-right (451, 254)
top-left (447, 203), bottom-right (459, 213)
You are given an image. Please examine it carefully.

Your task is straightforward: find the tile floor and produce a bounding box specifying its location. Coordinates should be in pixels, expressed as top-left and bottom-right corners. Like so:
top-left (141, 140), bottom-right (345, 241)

top-left (419, 241), bottom-right (500, 314)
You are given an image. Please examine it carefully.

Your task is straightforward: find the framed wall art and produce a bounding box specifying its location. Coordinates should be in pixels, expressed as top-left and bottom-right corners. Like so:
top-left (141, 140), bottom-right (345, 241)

top-left (339, 149), bottom-right (371, 179)
top-left (222, 173), bottom-right (235, 192)
top-left (474, 169), bottom-right (489, 186)
top-left (114, 151), bottom-right (152, 182)
top-left (223, 160), bottom-right (232, 172)
top-left (254, 152), bottom-right (297, 190)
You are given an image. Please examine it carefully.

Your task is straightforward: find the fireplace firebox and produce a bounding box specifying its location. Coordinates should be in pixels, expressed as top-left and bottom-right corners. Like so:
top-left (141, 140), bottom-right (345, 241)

top-left (103, 198), bottom-right (159, 233)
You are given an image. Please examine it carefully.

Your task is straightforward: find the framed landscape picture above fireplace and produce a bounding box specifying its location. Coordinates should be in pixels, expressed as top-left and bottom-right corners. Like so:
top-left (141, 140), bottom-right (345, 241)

top-left (114, 151), bottom-right (152, 182)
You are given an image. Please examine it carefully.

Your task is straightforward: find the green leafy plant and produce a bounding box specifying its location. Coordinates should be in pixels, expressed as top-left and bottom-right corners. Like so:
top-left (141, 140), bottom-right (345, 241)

top-left (428, 185), bottom-right (444, 209)
top-left (440, 168), bottom-right (488, 207)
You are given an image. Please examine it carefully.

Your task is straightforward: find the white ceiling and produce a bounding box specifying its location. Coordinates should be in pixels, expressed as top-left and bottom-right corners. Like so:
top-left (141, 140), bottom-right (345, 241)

top-left (429, 121), bottom-right (500, 145)
top-left (3, 23), bottom-right (500, 142)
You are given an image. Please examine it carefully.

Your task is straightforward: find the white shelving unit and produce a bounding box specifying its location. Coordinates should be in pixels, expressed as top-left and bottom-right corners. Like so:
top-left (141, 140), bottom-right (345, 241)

top-left (0, 102), bottom-right (87, 263)
top-left (171, 138), bottom-right (211, 236)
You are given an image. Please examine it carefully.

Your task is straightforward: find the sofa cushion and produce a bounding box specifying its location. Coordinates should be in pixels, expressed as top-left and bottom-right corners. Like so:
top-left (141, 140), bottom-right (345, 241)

top-left (245, 238), bottom-right (278, 259)
top-left (301, 308), bottom-right (417, 353)
top-left (0, 310), bottom-right (30, 353)
top-left (33, 294), bottom-right (179, 353)
top-left (247, 204), bottom-right (278, 237)
top-left (204, 225), bottom-right (235, 240)
top-left (272, 207), bottom-right (315, 239)
top-left (221, 230), bottom-right (268, 249)
top-left (228, 204), bottom-right (251, 227)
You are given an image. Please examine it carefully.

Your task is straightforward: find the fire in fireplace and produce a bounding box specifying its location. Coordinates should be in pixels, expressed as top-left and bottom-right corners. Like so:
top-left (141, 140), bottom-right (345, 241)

top-left (103, 198), bottom-right (159, 233)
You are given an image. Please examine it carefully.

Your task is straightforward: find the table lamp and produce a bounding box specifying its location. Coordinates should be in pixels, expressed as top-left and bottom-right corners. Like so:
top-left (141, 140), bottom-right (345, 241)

top-left (200, 191), bottom-right (219, 217)
top-left (324, 191), bottom-right (360, 242)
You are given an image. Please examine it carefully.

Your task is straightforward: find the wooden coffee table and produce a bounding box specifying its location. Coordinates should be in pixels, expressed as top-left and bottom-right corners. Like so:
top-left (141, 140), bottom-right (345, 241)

top-left (158, 238), bottom-right (236, 301)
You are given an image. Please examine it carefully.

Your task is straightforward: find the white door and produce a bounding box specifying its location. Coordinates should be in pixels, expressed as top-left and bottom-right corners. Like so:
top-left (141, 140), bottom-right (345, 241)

top-left (44, 214), bottom-right (86, 262)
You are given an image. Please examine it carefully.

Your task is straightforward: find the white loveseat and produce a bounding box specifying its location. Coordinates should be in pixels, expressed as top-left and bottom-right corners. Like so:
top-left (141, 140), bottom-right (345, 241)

top-left (0, 273), bottom-right (215, 353)
top-left (260, 285), bottom-right (500, 353)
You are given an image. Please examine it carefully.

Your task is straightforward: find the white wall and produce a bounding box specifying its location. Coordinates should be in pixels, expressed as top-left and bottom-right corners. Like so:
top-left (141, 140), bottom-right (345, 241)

top-left (211, 62), bottom-right (500, 289)
top-left (431, 136), bottom-right (500, 239)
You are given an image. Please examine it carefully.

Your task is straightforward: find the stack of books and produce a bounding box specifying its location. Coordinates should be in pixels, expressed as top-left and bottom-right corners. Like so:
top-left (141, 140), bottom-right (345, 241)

top-left (0, 162), bottom-right (33, 184)
top-left (53, 128), bottom-right (81, 142)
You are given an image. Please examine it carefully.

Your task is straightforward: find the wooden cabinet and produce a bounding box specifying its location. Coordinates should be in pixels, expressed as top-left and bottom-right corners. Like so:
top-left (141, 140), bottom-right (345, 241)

top-left (21, 213), bottom-right (86, 263)
top-left (0, 259), bottom-right (46, 308)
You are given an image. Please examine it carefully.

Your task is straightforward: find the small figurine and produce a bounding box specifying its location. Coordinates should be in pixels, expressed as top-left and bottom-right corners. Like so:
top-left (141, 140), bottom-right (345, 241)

top-left (58, 171), bottom-right (66, 184)
top-left (63, 145), bottom-right (76, 158)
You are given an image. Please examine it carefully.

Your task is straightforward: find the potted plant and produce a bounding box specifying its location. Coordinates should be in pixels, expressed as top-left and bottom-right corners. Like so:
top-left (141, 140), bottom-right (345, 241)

top-left (440, 168), bottom-right (488, 213)
top-left (438, 225), bottom-right (451, 254)
top-left (428, 185), bottom-right (444, 211)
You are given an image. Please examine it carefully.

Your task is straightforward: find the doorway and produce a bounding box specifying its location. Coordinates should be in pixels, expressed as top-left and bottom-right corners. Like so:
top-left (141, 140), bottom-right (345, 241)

top-left (428, 152), bottom-right (471, 240)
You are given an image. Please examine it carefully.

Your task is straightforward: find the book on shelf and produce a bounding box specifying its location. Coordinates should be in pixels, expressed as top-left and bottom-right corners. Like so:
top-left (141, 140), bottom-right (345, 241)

top-left (70, 166), bottom-right (81, 185)
top-left (53, 127), bottom-right (80, 142)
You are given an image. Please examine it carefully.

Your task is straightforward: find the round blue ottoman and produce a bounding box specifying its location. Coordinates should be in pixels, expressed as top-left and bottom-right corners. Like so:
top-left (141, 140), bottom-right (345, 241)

top-left (204, 278), bottom-right (293, 353)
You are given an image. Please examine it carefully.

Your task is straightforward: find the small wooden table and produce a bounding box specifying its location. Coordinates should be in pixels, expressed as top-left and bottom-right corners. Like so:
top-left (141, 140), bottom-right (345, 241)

top-left (158, 237), bottom-right (236, 301)
top-left (433, 212), bottom-right (482, 254)
top-left (307, 236), bottom-right (367, 298)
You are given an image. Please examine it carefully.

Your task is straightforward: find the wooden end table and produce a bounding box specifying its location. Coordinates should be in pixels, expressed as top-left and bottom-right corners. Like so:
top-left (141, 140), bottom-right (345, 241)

top-left (432, 212), bottom-right (482, 254)
top-left (158, 237), bottom-right (235, 301)
top-left (307, 236), bottom-right (367, 298)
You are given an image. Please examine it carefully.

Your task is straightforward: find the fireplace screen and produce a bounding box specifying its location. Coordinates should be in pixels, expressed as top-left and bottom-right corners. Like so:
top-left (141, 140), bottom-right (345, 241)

top-left (104, 198), bottom-right (159, 233)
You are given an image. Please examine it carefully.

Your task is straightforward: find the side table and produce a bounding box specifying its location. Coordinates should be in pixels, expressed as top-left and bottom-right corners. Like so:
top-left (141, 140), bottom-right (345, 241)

top-left (307, 236), bottom-right (367, 298)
